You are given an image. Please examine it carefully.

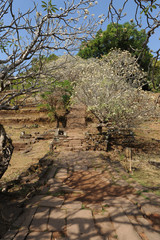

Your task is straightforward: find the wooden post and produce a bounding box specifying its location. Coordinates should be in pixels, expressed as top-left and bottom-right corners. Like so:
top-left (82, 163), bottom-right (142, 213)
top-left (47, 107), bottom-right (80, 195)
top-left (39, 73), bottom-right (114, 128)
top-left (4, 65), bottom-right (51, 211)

top-left (125, 147), bottom-right (132, 173)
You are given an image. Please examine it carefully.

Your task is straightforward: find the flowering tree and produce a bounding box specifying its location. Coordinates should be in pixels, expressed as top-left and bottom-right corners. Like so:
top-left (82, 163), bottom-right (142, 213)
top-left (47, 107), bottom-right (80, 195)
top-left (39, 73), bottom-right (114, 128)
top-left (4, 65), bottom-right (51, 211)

top-left (107, 0), bottom-right (160, 89)
top-left (0, 0), bottom-right (99, 178)
top-left (48, 50), bottom-right (158, 127)
top-left (0, 0), bottom-right (99, 110)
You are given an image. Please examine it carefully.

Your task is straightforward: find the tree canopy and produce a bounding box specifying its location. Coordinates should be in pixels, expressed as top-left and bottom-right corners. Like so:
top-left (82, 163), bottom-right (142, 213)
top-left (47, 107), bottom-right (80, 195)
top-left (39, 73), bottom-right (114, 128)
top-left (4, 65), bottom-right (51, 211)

top-left (78, 22), bottom-right (152, 71)
top-left (50, 51), bottom-right (157, 127)
top-left (0, 0), bottom-right (98, 110)
top-left (106, 0), bottom-right (160, 90)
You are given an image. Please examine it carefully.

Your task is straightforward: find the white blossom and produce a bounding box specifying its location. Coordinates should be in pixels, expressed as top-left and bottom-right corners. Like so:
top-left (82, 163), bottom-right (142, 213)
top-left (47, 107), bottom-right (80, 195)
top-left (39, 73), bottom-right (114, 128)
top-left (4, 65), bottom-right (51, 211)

top-left (46, 50), bottom-right (157, 128)
top-left (99, 19), bottom-right (104, 24)
top-left (84, 9), bottom-right (89, 15)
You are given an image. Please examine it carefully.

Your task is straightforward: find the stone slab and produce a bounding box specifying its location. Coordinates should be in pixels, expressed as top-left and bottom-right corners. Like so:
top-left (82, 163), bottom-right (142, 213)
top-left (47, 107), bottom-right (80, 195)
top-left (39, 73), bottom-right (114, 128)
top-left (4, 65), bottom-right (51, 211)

top-left (137, 216), bottom-right (160, 240)
top-left (26, 231), bottom-right (52, 240)
top-left (56, 169), bottom-right (68, 179)
top-left (94, 211), bottom-right (117, 238)
top-left (2, 229), bottom-right (18, 240)
top-left (62, 201), bottom-right (82, 213)
top-left (46, 166), bottom-right (57, 180)
top-left (26, 195), bottom-right (45, 208)
top-left (67, 209), bottom-right (102, 240)
top-left (13, 206), bottom-right (37, 229)
top-left (109, 206), bottom-right (141, 240)
top-left (120, 197), bottom-right (141, 217)
top-left (12, 228), bottom-right (28, 240)
top-left (48, 209), bottom-right (66, 231)
top-left (29, 207), bottom-right (50, 232)
top-left (39, 196), bottom-right (64, 208)
top-left (141, 203), bottom-right (160, 216)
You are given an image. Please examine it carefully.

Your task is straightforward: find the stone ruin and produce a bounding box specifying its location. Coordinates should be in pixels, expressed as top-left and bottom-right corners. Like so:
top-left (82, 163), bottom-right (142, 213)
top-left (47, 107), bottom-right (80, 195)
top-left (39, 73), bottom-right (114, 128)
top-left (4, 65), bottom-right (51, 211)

top-left (0, 124), bottom-right (14, 179)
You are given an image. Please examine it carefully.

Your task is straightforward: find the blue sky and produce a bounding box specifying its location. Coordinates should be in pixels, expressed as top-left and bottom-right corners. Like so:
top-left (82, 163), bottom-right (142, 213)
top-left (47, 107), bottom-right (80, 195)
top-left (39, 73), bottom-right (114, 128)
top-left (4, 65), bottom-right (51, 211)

top-left (6, 0), bottom-right (160, 53)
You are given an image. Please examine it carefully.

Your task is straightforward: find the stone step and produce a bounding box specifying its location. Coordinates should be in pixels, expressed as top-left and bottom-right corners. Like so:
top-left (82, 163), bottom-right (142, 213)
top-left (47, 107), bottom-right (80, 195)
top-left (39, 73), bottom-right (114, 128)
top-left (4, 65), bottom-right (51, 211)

top-left (55, 145), bottom-right (84, 152)
top-left (0, 116), bottom-right (49, 124)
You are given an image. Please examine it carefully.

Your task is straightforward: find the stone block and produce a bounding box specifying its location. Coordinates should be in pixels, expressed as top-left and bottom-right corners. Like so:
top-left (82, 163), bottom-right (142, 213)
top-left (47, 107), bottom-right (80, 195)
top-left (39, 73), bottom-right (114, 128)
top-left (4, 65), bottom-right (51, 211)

top-left (26, 231), bottom-right (52, 240)
top-left (39, 196), bottom-right (64, 208)
top-left (62, 201), bottom-right (82, 213)
top-left (94, 211), bottom-right (116, 238)
top-left (137, 216), bottom-right (160, 240)
top-left (12, 228), bottom-right (28, 240)
top-left (67, 209), bottom-right (102, 239)
top-left (13, 206), bottom-right (37, 229)
top-left (2, 230), bottom-right (18, 240)
top-left (29, 207), bottom-right (50, 232)
top-left (109, 206), bottom-right (141, 240)
top-left (48, 209), bottom-right (66, 231)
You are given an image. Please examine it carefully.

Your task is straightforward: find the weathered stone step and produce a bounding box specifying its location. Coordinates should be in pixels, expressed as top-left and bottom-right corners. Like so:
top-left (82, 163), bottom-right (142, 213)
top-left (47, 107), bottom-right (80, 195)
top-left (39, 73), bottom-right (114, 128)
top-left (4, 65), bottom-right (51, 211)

top-left (0, 116), bottom-right (49, 124)
top-left (68, 139), bottom-right (82, 146)
top-left (0, 108), bottom-right (47, 115)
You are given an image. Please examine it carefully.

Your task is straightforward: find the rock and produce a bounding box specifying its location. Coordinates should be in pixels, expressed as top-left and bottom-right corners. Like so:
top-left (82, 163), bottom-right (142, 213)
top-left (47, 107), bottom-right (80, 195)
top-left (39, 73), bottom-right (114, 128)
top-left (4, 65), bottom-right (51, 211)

top-left (35, 132), bottom-right (54, 140)
top-left (0, 124), bottom-right (14, 178)
top-left (54, 128), bottom-right (67, 136)
top-left (20, 131), bottom-right (32, 139)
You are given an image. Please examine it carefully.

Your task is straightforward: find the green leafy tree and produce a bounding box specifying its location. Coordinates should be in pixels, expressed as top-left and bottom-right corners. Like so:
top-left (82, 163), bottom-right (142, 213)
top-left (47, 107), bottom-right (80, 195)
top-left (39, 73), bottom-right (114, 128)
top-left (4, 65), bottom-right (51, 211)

top-left (106, 0), bottom-right (160, 90)
top-left (149, 60), bottom-right (160, 91)
top-left (78, 22), bottom-right (152, 71)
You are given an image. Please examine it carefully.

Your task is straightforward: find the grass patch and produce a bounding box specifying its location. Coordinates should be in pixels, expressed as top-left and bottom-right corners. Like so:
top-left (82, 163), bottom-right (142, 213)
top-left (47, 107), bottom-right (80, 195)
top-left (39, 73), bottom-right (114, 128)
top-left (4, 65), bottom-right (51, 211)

top-left (52, 191), bottom-right (66, 197)
top-left (81, 203), bottom-right (87, 209)
top-left (122, 175), bottom-right (128, 180)
top-left (155, 190), bottom-right (160, 196)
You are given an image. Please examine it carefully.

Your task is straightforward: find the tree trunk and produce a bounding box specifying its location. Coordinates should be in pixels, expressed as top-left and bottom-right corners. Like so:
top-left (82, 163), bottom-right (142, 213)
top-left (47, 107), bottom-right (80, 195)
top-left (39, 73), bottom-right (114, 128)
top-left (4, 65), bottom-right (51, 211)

top-left (0, 124), bottom-right (14, 179)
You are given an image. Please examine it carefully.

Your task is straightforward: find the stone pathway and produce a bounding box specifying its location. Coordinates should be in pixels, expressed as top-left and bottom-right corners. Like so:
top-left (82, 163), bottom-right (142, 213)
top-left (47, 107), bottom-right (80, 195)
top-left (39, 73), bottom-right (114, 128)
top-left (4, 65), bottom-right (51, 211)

top-left (2, 151), bottom-right (160, 240)
top-left (1, 104), bottom-right (160, 240)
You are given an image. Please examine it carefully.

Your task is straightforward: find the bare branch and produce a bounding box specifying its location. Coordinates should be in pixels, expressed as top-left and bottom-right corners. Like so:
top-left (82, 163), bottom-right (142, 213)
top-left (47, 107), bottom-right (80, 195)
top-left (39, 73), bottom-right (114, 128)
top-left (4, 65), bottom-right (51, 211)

top-left (0, 0), bottom-right (99, 108)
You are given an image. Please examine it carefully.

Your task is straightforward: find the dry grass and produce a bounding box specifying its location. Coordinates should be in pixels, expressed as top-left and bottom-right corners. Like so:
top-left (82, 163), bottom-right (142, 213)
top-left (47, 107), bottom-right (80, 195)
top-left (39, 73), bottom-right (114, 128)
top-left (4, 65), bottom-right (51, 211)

top-left (112, 149), bottom-right (160, 195)
top-left (1, 123), bottom-right (54, 183)
top-left (130, 153), bottom-right (160, 188)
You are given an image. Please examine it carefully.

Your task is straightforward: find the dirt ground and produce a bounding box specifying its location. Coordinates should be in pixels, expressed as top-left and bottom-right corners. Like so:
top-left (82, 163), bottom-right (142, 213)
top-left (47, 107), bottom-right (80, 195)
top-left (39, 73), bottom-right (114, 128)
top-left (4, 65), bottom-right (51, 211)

top-left (1, 122), bottom-right (55, 183)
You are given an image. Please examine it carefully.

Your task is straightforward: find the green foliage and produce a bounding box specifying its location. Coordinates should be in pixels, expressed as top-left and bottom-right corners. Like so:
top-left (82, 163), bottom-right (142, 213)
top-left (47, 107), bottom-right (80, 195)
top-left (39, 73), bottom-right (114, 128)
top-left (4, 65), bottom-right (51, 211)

top-left (41, 79), bottom-right (73, 119)
top-left (141, 0), bottom-right (157, 14)
top-left (41, 0), bottom-right (58, 14)
top-left (78, 22), bottom-right (152, 71)
top-left (46, 53), bottom-right (58, 62)
top-left (149, 60), bottom-right (160, 91)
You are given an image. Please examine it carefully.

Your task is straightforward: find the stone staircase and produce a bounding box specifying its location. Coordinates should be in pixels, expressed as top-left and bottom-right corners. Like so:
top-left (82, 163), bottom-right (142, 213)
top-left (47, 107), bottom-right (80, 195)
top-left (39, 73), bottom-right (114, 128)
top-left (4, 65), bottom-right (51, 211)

top-left (53, 104), bottom-right (87, 152)
top-left (66, 104), bottom-right (86, 129)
